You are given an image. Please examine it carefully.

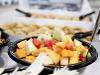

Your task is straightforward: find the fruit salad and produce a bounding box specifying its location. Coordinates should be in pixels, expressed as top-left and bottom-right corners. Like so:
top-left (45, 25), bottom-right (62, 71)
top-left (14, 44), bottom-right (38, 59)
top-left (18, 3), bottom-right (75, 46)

top-left (15, 28), bottom-right (91, 66)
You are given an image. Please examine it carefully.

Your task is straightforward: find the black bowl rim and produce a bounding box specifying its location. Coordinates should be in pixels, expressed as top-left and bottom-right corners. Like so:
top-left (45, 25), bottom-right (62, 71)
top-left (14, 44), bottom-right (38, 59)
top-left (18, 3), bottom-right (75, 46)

top-left (8, 36), bottom-right (98, 70)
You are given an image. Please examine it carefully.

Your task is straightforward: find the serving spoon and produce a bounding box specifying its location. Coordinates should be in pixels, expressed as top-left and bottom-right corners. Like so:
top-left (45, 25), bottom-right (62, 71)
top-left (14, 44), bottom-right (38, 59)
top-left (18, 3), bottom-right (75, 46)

top-left (72, 29), bottom-right (100, 39)
top-left (79, 11), bottom-right (95, 20)
top-left (89, 11), bottom-right (100, 44)
top-left (86, 11), bottom-right (100, 59)
top-left (16, 8), bottom-right (32, 17)
top-left (72, 31), bottom-right (92, 39)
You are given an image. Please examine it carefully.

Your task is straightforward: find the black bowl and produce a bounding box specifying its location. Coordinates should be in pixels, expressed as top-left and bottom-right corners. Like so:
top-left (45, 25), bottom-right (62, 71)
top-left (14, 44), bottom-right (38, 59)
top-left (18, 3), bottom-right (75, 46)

top-left (8, 36), bottom-right (98, 71)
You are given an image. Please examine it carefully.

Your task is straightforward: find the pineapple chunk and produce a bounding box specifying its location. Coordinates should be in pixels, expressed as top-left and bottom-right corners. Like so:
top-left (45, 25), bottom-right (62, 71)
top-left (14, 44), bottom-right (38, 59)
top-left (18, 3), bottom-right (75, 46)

top-left (15, 49), bottom-right (27, 58)
top-left (74, 39), bottom-right (82, 47)
top-left (69, 56), bottom-right (79, 64)
top-left (17, 40), bottom-right (27, 49)
top-left (46, 49), bottom-right (60, 65)
top-left (61, 49), bottom-right (74, 57)
top-left (66, 35), bottom-right (73, 44)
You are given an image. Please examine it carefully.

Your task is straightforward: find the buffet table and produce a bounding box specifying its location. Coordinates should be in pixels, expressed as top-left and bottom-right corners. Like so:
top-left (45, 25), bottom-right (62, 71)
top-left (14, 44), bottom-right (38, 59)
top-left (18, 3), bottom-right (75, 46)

top-left (0, 0), bottom-right (100, 75)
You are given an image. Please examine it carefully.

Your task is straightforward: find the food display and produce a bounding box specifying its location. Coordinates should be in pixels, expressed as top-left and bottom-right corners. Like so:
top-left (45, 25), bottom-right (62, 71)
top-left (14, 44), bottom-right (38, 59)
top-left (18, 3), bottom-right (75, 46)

top-left (15, 28), bottom-right (91, 66)
top-left (32, 13), bottom-right (90, 22)
top-left (1, 23), bottom-right (39, 35)
top-left (1, 23), bottom-right (85, 35)
top-left (0, 1), bottom-right (98, 75)
top-left (1, 22), bottom-right (91, 41)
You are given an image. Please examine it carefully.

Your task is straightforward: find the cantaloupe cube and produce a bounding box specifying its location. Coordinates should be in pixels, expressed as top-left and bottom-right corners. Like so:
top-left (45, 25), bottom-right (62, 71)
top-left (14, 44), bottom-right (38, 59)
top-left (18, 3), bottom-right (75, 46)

top-left (61, 49), bottom-right (74, 57)
top-left (53, 45), bottom-right (62, 54)
top-left (56, 42), bottom-right (66, 49)
top-left (76, 45), bottom-right (88, 57)
top-left (16, 48), bottom-right (20, 51)
top-left (15, 49), bottom-right (27, 58)
top-left (25, 56), bottom-right (36, 63)
top-left (26, 56), bottom-right (35, 60)
top-left (32, 47), bottom-right (47, 56)
top-left (38, 47), bottom-right (47, 52)
top-left (46, 49), bottom-right (60, 65)
top-left (76, 45), bottom-right (87, 54)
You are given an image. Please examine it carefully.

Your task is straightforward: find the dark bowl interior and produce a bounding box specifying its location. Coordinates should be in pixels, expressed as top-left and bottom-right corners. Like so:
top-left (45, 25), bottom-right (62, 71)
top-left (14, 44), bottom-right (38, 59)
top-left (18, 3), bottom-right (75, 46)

top-left (8, 36), bottom-right (98, 71)
top-left (0, 32), bottom-right (9, 47)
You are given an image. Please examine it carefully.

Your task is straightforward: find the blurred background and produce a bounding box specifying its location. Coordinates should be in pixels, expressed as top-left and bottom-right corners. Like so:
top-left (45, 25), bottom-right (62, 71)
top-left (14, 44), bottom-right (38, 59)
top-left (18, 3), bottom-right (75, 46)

top-left (0, 0), bottom-right (99, 23)
top-left (0, 0), bottom-right (99, 11)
